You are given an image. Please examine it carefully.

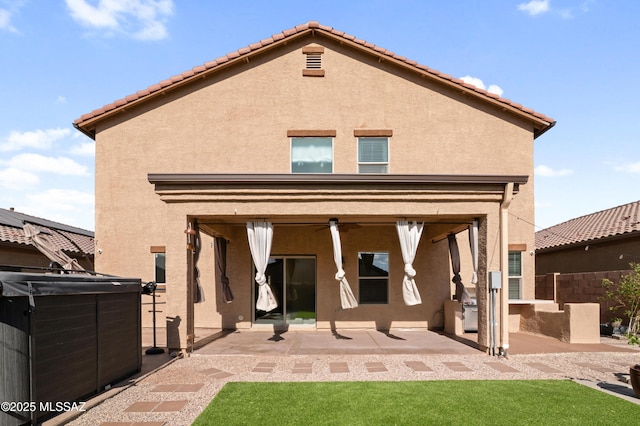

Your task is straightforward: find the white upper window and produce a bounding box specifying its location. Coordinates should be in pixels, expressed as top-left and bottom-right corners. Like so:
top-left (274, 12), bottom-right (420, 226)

top-left (358, 137), bottom-right (389, 173)
top-left (291, 137), bottom-right (333, 173)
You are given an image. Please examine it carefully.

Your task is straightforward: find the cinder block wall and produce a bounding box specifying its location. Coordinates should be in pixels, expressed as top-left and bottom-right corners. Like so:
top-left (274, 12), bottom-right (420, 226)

top-left (535, 271), bottom-right (627, 323)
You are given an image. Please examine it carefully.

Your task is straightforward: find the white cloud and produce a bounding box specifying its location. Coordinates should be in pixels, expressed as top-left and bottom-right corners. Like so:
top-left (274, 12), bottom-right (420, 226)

top-left (535, 165), bottom-right (573, 177)
top-left (581, 0), bottom-right (595, 13)
top-left (459, 75), bottom-right (504, 97)
top-left (614, 162), bottom-right (640, 173)
top-left (66, 0), bottom-right (174, 40)
top-left (460, 76), bottom-right (484, 89)
top-left (69, 141), bottom-right (96, 156)
top-left (0, 128), bottom-right (71, 151)
top-left (518, 0), bottom-right (590, 19)
top-left (0, 8), bottom-right (17, 32)
top-left (0, 1), bottom-right (28, 33)
top-left (57, 95), bottom-right (67, 104)
top-left (558, 9), bottom-right (573, 19)
top-left (26, 188), bottom-right (94, 211)
top-left (518, 0), bottom-right (550, 16)
top-left (7, 153), bottom-right (89, 176)
top-left (19, 189), bottom-right (95, 230)
top-left (487, 84), bottom-right (504, 97)
top-left (0, 168), bottom-right (39, 189)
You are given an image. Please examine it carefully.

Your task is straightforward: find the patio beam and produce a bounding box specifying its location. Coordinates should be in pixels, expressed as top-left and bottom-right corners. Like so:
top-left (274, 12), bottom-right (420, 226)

top-left (148, 173), bottom-right (529, 186)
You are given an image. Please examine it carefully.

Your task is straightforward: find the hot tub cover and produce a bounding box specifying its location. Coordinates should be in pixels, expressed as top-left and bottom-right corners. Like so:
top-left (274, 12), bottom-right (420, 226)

top-left (0, 271), bottom-right (141, 298)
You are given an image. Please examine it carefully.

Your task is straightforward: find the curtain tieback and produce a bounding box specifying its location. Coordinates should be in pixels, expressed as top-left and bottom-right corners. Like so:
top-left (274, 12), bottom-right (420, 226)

top-left (335, 268), bottom-right (346, 281)
top-left (255, 273), bottom-right (267, 286)
top-left (404, 263), bottom-right (416, 278)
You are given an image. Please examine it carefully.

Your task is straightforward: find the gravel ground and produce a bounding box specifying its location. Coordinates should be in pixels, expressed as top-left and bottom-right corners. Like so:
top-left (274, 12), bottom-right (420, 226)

top-left (63, 338), bottom-right (640, 426)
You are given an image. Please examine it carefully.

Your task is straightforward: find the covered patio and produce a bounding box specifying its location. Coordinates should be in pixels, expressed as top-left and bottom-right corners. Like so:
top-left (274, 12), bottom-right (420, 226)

top-left (149, 173), bottom-right (526, 355)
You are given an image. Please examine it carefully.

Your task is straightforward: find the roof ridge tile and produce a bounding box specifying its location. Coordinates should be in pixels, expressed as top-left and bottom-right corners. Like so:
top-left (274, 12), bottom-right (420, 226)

top-left (536, 200), bottom-right (640, 250)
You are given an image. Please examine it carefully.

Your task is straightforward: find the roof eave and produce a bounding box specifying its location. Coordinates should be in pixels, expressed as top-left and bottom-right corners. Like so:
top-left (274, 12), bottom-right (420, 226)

top-left (536, 228), bottom-right (640, 253)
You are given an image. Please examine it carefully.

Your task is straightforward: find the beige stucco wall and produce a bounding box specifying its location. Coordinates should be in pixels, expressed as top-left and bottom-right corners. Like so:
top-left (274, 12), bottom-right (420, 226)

top-left (518, 302), bottom-right (600, 344)
top-left (91, 34), bottom-right (537, 349)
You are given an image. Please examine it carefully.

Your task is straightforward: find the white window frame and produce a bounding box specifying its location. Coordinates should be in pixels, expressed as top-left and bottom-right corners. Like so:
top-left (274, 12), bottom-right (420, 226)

top-left (290, 137), bottom-right (333, 173)
top-left (508, 251), bottom-right (522, 300)
top-left (357, 137), bottom-right (389, 173)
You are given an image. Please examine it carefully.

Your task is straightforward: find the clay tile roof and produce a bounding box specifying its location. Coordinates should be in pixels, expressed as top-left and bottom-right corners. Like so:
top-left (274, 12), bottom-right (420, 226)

top-left (0, 208), bottom-right (94, 256)
top-left (74, 21), bottom-right (555, 137)
top-left (535, 200), bottom-right (640, 251)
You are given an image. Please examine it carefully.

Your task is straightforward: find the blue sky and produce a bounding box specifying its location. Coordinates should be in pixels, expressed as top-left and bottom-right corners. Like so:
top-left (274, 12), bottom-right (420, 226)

top-left (1, 0), bottom-right (638, 232)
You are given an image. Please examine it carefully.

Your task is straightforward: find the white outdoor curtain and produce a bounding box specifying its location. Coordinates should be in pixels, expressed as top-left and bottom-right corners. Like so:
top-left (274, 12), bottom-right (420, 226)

top-left (396, 220), bottom-right (423, 306)
top-left (329, 220), bottom-right (358, 309)
top-left (23, 223), bottom-right (85, 271)
top-left (246, 222), bottom-right (278, 312)
top-left (468, 219), bottom-right (479, 295)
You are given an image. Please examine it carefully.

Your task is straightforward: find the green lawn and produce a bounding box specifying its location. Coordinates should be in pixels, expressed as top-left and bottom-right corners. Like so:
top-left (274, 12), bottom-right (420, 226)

top-left (193, 380), bottom-right (640, 425)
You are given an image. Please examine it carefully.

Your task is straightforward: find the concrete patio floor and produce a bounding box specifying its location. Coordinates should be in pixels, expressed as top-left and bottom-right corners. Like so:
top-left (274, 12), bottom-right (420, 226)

top-left (189, 328), bottom-right (638, 356)
top-left (194, 329), bottom-right (481, 355)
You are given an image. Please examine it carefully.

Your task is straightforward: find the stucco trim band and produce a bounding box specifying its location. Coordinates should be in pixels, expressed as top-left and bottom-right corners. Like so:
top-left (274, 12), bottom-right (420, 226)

top-left (287, 130), bottom-right (336, 137)
top-left (353, 129), bottom-right (393, 137)
top-left (148, 173), bottom-right (528, 186)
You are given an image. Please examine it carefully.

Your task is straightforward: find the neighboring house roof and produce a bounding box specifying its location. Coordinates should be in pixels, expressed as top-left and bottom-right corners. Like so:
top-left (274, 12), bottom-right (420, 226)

top-left (0, 208), bottom-right (94, 256)
top-left (74, 21), bottom-right (555, 139)
top-left (535, 200), bottom-right (640, 252)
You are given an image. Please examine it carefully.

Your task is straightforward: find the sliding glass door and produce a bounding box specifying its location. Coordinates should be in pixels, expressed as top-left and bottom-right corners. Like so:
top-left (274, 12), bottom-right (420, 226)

top-left (254, 257), bottom-right (316, 325)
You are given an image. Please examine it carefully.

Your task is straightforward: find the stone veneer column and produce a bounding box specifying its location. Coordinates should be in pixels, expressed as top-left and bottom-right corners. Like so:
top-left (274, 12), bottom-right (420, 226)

top-left (476, 216), bottom-right (489, 351)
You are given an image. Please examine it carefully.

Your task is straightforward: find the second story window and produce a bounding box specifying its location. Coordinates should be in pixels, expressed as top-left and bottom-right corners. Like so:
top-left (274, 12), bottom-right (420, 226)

top-left (291, 137), bottom-right (333, 173)
top-left (155, 252), bottom-right (166, 284)
top-left (358, 137), bottom-right (389, 173)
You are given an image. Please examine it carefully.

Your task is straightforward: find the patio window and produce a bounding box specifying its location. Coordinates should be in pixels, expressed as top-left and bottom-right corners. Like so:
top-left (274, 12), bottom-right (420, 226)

top-left (358, 137), bottom-right (389, 173)
top-left (358, 252), bottom-right (389, 304)
top-left (291, 137), bottom-right (333, 173)
top-left (154, 253), bottom-right (166, 284)
top-left (508, 251), bottom-right (522, 299)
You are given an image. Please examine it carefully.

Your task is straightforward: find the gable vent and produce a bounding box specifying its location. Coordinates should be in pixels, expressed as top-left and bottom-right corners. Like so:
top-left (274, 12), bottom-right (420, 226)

top-left (302, 46), bottom-right (325, 77)
top-left (306, 53), bottom-right (322, 69)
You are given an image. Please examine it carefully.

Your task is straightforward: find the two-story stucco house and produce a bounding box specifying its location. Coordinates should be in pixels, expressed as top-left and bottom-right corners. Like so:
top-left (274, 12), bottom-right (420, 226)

top-left (73, 22), bottom-right (554, 354)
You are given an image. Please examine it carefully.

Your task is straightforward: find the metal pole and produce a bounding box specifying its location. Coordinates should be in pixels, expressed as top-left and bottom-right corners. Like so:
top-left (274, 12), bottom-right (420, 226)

top-left (145, 283), bottom-right (164, 355)
top-left (489, 289), bottom-right (495, 355)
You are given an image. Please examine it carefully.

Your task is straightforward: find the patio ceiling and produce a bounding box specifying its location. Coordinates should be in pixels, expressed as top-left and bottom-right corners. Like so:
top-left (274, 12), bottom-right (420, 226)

top-left (195, 215), bottom-right (478, 244)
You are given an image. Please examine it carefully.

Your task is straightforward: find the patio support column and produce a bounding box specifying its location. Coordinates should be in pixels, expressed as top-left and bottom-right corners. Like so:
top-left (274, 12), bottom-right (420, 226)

top-left (499, 182), bottom-right (514, 355)
top-left (186, 218), bottom-right (195, 353)
top-left (164, 211), bottom-right (191, 354)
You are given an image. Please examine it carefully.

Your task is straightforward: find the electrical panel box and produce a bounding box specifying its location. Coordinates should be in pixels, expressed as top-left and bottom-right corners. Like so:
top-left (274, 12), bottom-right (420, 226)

top-left (489, 271), bottom-right (502, 289)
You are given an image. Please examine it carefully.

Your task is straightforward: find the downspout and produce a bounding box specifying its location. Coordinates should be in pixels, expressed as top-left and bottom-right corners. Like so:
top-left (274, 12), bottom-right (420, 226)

top-left (500, 182), bottom-right (514, 357)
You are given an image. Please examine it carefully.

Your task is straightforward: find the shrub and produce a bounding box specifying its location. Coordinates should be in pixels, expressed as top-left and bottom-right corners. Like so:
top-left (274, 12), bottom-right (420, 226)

top-left (602, 263), bottom-right (640, 339)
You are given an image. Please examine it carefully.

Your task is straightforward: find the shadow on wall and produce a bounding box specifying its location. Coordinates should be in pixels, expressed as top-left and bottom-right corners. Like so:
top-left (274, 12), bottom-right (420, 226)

top-left (166, 315), bottom-right (181, 351)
